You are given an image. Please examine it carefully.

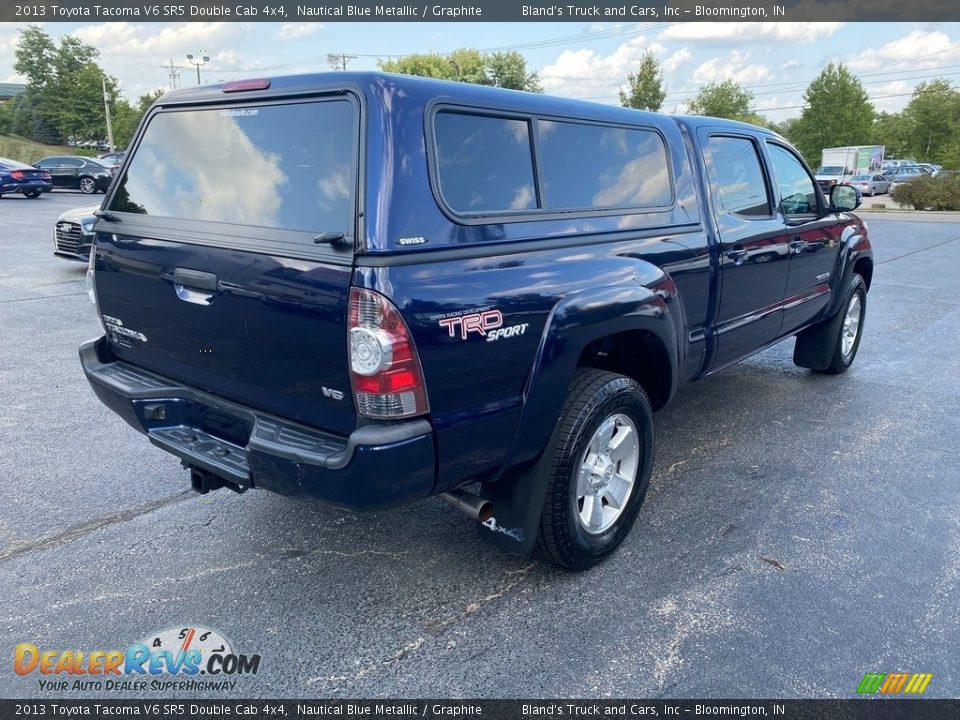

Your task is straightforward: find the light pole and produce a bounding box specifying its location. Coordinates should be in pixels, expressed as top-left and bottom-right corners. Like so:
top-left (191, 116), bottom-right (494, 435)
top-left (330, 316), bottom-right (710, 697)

top-left (186, 53), bottom-right (211, 85)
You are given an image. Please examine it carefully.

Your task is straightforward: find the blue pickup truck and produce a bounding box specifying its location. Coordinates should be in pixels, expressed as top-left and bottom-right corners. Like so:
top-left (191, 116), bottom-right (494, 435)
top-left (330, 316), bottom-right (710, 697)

top-left (81, 73), bottom-right (873, 569)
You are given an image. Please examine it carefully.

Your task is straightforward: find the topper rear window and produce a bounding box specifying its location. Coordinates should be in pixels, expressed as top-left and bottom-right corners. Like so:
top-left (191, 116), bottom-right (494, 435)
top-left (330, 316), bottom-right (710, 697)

top-left (109, 99), bottom-right (357, 234)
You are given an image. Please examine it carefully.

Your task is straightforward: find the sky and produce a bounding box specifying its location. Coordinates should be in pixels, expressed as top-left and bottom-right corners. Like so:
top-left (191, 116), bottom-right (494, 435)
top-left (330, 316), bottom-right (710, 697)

top-left (1, 21), bottom-right (959, 120)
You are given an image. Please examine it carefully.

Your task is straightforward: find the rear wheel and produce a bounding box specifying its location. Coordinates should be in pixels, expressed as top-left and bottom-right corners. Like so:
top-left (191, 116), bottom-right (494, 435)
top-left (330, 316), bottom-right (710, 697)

top-left (23, 190), bottom-right (41, 199)
top-left (78, 176), bottom-right (97, 194)
top-left (535, 369), bottom-right (654, 570)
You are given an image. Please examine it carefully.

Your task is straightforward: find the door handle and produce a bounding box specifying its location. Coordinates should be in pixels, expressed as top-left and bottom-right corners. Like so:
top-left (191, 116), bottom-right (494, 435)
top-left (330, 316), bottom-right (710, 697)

top-left (789, 238), bottom-right (805, 253)
top-left (173, 268), bottom-right (217, 305)
top-left (726, 247), bottom-right (747, 262)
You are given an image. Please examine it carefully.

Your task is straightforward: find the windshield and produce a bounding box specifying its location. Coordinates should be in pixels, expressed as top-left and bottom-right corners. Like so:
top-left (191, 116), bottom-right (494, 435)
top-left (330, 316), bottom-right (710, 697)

top-left (818, 166), bottom-right (845, 175)
top-left (109, 99), bottom-right (357, 234)
top-left (851, 175), bottom-right (871, 181)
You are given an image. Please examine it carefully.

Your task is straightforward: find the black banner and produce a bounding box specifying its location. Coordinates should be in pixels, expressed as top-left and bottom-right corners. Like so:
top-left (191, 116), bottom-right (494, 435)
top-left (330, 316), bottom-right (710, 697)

top-left (1, 0), bottom-right (957, 22)
top-left (2, 700), bottom-right (959, 719)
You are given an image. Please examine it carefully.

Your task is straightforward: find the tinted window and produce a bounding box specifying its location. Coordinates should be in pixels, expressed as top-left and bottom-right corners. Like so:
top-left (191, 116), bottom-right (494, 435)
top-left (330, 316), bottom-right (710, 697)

top-left (110, 100), bottom-right (357, 233)
top-left (63, 158), bottom-right (85, 168)
top-left (537, 120), bottom-right (671, 210)
top-left (434, 112), bottom-right (537, 214)
top-left (767, 144), bottom-right (818, 216)
top-left (707, 136), bottom-right (771, 217)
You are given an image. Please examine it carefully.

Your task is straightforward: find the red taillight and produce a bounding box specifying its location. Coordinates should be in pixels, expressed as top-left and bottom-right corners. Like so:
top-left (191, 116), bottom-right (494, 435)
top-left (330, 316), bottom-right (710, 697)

top-left (10, 170), bottom-right (25, 180)
top-left (222, 78), bottom-right (271, 93)
top-left (348, 287), bottom-right (429, 419)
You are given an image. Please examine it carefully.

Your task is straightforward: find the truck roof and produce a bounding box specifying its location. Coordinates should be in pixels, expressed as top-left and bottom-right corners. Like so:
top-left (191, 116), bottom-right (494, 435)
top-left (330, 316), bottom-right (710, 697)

top-left (154, 70), bottom-right (780, 137)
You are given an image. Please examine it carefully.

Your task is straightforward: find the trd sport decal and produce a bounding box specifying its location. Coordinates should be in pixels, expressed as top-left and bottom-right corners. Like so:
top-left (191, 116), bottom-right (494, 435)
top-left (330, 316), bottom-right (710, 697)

top-left (436, 309), bottom-right (528, 342)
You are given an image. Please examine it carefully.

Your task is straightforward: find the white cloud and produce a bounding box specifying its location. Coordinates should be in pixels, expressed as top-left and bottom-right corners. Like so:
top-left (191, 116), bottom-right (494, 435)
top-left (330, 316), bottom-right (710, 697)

top-left (781, 60), bottom-right (803, 71)
top-left (663, 48), bottom-right (692, 73)
top-left (693, 51), bottom-right (771, 85)
top-left (659, 22), bottom-right (844, 45)
top-left (540, 36), bottom-right (666, 101)
top-left (866, 79), bottom-right (913, 113)
top-left (847, 30), bottom-right (960, 72)
top-left (72, 22), bottom-right (237, 57)
top-left (214, 49), bottom-right (244, 67)
top-left (274, 23), bottom-right (323, 41)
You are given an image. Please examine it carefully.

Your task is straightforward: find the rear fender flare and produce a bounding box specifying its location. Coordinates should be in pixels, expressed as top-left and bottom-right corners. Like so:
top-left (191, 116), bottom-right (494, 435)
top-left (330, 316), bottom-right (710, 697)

top-left (478, 281), bottom-right (679, 555)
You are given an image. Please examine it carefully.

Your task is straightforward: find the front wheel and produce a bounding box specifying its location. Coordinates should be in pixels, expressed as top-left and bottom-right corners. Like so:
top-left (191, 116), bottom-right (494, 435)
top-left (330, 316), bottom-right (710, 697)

top-left (78, 176), bottom-right (97, 194)
top-left (535, 369), bottom-right (654, 570)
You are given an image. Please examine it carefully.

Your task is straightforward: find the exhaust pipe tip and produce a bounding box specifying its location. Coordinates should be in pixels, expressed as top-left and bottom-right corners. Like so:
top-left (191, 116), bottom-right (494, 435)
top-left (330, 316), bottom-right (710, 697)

top-left (475, 500), bottom-right (494, 524)
top-left (440, 489), bottom-right (493, 523)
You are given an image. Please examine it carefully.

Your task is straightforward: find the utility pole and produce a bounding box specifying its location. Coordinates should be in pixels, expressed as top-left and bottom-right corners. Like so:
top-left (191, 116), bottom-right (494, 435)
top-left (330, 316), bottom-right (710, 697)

top-left (162, 58), bottom-right (183, 90)
top-left (102, 76), bottom-right (115, 152)
top-left (186, 52), bottom-right (211, 85)
top-left (326, 53), bottom-right (357, 71)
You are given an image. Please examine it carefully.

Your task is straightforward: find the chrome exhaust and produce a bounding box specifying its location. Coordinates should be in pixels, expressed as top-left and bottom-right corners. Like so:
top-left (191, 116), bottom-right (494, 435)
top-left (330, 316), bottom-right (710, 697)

top-left (440, 489), bottom-right (493, 523)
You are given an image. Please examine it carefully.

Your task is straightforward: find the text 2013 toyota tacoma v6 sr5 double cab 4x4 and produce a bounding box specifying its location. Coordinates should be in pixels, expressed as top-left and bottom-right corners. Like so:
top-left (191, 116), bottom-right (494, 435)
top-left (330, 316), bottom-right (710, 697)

top-left (80, 73), bottom-right (873, 570)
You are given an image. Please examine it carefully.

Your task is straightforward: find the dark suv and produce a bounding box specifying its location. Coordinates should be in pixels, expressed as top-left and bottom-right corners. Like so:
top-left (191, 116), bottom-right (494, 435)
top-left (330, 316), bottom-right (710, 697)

top-left (81, 73), bottom-right (872, 569)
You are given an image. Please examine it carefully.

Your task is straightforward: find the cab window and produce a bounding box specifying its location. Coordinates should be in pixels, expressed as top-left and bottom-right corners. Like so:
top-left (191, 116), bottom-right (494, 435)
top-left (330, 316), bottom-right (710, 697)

top-left (706, 136), bottom-right (771, 218)
top-left (767, 143), bottom-right (819, 219)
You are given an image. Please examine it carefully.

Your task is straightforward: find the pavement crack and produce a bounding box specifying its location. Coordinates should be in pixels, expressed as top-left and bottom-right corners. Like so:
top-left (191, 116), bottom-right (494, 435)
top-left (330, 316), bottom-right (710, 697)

top-left (876, 235), bottom-right (960, 265)
top-left (759, 555), bottom-right (787, 571)
top-left (308, 562), bottom-right (537, 688)
top-left (0, 490), bottom-right (194, 563)
top-left (0, 291), bottom-right (86, 304)
top-left (276, 546), bottom-right (409, 560)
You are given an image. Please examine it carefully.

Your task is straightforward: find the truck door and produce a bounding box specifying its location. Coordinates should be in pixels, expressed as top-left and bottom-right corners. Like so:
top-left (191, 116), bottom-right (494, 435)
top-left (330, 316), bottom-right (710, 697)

top-left (700, 132), bottom-right (790, 369)
top-left (763, 141), bottom-right (842, 335)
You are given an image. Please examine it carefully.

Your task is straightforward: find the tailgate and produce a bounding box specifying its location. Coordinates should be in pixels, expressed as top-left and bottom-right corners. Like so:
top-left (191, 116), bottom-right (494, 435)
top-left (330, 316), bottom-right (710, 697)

top-left (93, 94), bottom-right (360, 436)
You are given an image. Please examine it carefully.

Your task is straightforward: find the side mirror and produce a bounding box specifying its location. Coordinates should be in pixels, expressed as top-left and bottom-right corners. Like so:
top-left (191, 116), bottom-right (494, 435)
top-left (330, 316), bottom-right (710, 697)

top-left (830, 184), bottom-right (861, 212)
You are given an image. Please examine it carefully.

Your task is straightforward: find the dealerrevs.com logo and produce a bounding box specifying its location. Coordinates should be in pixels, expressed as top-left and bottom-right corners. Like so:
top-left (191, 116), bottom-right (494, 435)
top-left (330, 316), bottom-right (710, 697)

top-left (14, 626), bottom-right (261, 692)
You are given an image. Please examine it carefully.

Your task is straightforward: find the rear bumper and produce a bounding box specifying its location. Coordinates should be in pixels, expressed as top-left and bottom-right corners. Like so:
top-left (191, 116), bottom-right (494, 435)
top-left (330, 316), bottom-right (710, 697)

top-left (80, 336), bottom-right (436, 510)
top-left (0, 181), bottom-right (51, 194)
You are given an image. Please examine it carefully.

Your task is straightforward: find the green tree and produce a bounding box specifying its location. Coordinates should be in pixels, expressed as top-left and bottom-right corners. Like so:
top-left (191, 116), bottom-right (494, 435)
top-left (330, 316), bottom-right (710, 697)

top-left (871, 111), bottom-right (912, 159)
top-left (901, 80), bottom-right (960, 164)
top-left (113, 88), bottom-right (166, 148)
top-left (687, 80), bottom-right (755, 121)
top-left (619, 51), bottom-right (666, 111)
top-left (790, 63), bottom-right (874, 166)
top-left (379, 48), bottom-right (542, 92)
top-left (13, 25), bottom-right (57, 89)
top-left (11, 25), bottom-right (123, 145)
top-left (487, 51), bottom-right (543, 93)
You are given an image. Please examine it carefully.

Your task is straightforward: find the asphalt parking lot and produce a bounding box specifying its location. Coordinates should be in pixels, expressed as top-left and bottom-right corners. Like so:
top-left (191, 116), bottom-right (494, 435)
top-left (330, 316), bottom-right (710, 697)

top-left (1, 191), bottom-right (958, 699)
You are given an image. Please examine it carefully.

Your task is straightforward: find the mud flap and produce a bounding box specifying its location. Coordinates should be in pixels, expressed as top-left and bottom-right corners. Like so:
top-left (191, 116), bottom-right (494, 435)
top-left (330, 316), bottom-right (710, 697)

top-left (793, 296), bottom-right (846, 371)
top-left (476, 461), bottom-right (549, 556)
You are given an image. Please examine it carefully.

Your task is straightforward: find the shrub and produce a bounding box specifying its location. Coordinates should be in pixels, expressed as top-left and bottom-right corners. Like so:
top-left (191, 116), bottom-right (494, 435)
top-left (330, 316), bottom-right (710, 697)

top-left (890, 174), bottom-right (960, 210)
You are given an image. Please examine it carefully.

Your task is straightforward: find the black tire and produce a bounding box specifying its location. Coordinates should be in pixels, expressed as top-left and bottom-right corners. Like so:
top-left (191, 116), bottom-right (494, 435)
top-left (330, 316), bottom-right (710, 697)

top-left (78, 176), bottom-right (97, 194)
top-left (813, 273), bottom-right (867, 375)
top-left (535, 369), bottom-right (654, 571)
top-left (23, 190), bottom-right (41, 199)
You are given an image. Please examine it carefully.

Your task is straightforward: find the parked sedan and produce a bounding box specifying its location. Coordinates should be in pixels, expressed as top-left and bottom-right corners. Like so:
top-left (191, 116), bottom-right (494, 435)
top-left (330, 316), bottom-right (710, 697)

top-left (848, 174), bottom-right (890, 196)
top-left (33, 155), bottom-right (115, 194)
top-left (97, 151), bottom-right (126, 166)
top-left (0, 156), bottom-right (52, 198)
top-left (53, 203), bottom-right (99, 261)
top-left (887, 166), bottom-right (928, 191)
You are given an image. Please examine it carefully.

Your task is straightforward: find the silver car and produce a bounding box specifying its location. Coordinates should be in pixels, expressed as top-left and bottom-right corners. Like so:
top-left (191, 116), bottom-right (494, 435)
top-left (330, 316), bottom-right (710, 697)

top-left (848, 173), bottom-right (890, 196)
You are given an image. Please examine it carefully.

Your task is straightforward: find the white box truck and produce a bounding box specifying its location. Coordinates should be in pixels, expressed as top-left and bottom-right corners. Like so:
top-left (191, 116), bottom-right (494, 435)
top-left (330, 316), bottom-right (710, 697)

top-left (815, 145), bottom-right (885, 192)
